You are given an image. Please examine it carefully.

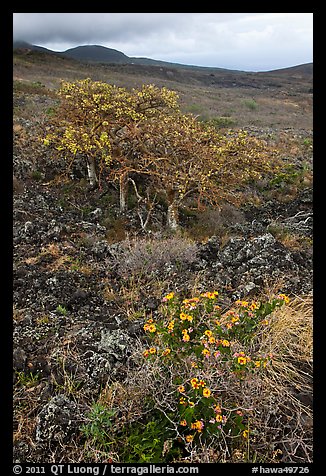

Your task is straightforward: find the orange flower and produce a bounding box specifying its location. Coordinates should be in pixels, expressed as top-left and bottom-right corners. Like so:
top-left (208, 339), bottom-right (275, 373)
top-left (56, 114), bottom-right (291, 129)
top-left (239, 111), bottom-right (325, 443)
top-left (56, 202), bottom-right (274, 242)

top-left (180, 419), bottom-right (187, 426)
top-left (191, 420), bottom-right (204, 432)
top-left (190, 378), bottom-right (200, 389)
top-left (162, 348), bottom-right (171, 357)
top-left (203, 388), bottom-right (211, 398)
top-left (185, 435), bottom-right (194, 443)
top-left (178, 385), bottom-right (185, 393)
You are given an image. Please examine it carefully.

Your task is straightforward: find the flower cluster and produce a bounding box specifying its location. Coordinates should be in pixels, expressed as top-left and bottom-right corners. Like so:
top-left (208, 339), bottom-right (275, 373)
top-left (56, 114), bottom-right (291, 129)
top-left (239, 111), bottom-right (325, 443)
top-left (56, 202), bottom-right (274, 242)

top-left (142, 290), bottom-right (290, 445)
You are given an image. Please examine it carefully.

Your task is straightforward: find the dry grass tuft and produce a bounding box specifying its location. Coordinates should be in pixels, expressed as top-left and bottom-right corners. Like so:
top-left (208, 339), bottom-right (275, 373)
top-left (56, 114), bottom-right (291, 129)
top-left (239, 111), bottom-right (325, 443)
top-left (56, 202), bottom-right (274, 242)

top-left (248, 295), bottom-right (313, 462)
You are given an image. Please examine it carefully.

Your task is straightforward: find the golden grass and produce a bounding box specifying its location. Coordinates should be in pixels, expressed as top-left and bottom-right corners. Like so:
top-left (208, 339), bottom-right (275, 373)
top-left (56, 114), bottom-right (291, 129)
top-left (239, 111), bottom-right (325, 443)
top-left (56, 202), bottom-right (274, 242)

top-left (259, 295), bottom-right (312, 391)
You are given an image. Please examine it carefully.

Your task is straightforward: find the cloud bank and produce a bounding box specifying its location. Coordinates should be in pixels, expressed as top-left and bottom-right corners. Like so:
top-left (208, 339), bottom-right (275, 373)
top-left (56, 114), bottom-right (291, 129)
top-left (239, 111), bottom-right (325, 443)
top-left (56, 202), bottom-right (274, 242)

top-left (13, 13), bottom-right (313, 71)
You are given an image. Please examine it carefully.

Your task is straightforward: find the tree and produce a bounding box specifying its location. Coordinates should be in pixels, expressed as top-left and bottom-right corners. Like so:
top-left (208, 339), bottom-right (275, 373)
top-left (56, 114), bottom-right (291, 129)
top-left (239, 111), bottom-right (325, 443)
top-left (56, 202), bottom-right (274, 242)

top-left (44, 79), bottom-right (282, 230)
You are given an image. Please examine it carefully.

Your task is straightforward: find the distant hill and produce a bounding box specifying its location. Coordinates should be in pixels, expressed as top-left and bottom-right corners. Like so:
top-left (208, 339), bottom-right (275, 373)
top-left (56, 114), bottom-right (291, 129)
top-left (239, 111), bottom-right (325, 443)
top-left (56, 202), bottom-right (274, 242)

top-left (13, 41), bottom-right (313, 76)
top-left (13, 40), bottom-right (58, 56)
top-left (62, 45), bottom-right (130, 64)
top-left (263, 62), bottom-right (313, 77)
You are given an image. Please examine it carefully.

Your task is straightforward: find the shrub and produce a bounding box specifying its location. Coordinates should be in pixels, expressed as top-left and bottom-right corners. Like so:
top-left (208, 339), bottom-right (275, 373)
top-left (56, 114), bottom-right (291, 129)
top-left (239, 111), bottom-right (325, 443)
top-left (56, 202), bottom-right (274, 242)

top-left (80, 292), bottom-right (312, 462)
top-left (141, 291), bottom-right (289, 455)
top-left (108, 237), bottom-right (198, 279)
top-left (243, 99), bottom-right (258, 111)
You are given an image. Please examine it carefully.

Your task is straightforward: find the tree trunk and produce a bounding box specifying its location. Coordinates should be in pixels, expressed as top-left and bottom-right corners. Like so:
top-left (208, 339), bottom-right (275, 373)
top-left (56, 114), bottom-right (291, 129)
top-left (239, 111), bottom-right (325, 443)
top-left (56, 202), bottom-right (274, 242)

top-left (119, 172), bottom-right (129, 212)
top-left (86, 157), bottom-right (98, 188)
top-left (167, 201), bottom-right (179, 230)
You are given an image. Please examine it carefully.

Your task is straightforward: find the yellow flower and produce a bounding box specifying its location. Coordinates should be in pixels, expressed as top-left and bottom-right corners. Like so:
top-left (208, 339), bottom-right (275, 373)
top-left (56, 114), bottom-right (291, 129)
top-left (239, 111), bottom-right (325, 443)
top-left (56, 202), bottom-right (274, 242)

top-left (249, 301), bottom-right (259, 310)
top-left (143, 350), bottom-right (150, 358)
top-left (198, 379), bottom-right (206, 387)
top-left (221, 339), bottom-right (230, 347)
top-left (201, 291), bottom-right (218, 299)
top-left (278, 293), bottom-right (290, 304)
top-left (143, 318), bottom-right (153, 330)
top-left (179, 397), bottom-right (187, 405)
top-left (163, 292), bottom-right (174, 301)
top-left (215, 414), bottom-right (223, 423)
top-left (188, 401), bottom-right (195, 407)
top-left (204, 329), bottom-right (213, 337)
top-left (185, 435), bottom-right (194, 443)
top-left (178, 385), bottom-right (185, 393)
top-left (147, 324), bottom-right (157, 333)
top-left (180, 312), bottom-right (187, 321)
top-left (190, 378), bottom-right (200, 389)
top-left (254, 361), bottom-right (261, 368)
top-left (203, 388), bottom-right (211, 398)
top-left (238, 356), bottom-right (247, 365)
top-left (202, 349), bottom-right (211, 357)
top-left (182, 333), bottom-right (190, 342)
top-left (149, 347), bottom-right (156, 354)
top-left (243, 429), bottom-right (249, 439)
top-left (180, 420), bottom-right (187, 426)
top-left (209, 337), bottom-right (216, 344)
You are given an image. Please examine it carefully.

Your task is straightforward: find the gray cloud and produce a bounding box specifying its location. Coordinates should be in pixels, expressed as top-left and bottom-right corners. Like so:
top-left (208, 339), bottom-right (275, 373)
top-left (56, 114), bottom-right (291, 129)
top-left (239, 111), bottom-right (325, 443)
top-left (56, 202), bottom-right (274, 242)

top-left (13, 13), bottom-right (313, 71)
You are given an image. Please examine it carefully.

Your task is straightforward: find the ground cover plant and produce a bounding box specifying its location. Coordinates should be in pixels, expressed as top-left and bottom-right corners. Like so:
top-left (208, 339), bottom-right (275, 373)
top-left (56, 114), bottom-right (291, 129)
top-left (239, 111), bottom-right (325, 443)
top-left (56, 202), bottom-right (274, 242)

top-left (79, 292), bottom-right (312, 463)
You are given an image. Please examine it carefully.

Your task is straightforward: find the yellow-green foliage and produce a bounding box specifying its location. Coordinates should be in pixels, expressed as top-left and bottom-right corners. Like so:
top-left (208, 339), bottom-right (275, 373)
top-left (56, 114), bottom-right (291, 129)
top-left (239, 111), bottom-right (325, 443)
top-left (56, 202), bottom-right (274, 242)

top-left (44, 79), bottom-right (180, 169)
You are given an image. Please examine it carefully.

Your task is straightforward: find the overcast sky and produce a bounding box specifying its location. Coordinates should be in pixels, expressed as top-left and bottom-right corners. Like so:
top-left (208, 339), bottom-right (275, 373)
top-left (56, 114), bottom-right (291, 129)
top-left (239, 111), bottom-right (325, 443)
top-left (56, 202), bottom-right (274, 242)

top-left (13, 13), bottom-right (313, 71)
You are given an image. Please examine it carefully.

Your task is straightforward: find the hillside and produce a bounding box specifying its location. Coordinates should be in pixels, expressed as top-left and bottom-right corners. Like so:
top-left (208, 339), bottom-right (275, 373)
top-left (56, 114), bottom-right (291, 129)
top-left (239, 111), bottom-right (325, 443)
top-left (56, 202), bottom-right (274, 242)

top-left (13, 46), bottom-right (313, 130)
top-left (13, 47), bottom-right (313, 464)
top-left (62, 45), bottom-right (130, 63)
top-left (13, 41), bottom-right (313, 75)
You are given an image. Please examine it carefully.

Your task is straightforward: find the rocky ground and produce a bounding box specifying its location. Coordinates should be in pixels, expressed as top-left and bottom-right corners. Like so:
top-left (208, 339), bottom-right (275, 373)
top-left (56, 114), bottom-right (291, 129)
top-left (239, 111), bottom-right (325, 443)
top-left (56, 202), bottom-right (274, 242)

top-left (12, 78), bottom-right (313, 463)
top-left (13, 159), bottom-right (313, 462)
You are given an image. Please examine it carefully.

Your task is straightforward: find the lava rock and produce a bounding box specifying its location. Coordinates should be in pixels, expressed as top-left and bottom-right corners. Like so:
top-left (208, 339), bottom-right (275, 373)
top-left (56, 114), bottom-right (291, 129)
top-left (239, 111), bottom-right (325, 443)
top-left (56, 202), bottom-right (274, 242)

top-left (35, 394), bottom-right (86, 444)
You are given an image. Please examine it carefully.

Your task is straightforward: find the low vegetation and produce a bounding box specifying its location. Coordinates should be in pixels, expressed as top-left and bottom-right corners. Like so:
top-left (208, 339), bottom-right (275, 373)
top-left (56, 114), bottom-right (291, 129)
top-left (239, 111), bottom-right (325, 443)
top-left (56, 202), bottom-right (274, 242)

top-left (78, 292), bottom-right (312, 463)
top-left (13, 53), bottom-right (313, 464)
